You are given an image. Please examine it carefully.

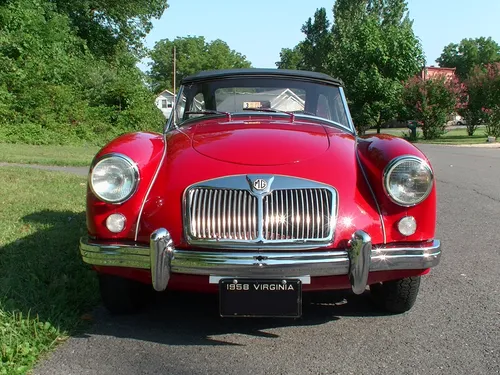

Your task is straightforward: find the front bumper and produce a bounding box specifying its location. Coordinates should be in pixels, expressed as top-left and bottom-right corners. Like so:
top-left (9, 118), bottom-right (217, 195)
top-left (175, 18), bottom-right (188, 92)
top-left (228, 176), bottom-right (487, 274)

top-left (80, 229), bottom-right (441, 294)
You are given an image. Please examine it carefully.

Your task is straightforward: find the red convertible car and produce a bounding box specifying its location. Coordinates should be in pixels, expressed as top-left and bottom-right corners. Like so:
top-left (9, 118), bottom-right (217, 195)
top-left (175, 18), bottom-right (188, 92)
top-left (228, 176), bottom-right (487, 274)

top-left (80, 69), bottom-right (441, 317)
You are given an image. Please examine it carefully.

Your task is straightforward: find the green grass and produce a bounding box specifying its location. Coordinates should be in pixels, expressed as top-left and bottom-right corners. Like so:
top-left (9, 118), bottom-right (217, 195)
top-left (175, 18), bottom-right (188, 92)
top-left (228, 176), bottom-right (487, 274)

top-left (0, 143), bottom-right (100, 167)
top-left (365, 127), bottom-right (489, 144)
top-left (0, 167), bottom-right (98, 374)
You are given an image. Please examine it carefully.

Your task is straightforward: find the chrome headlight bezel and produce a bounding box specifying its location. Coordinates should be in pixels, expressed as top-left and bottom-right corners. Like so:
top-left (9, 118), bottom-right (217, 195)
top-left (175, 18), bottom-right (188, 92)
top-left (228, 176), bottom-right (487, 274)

top-left (383, 155), bottom-right (434, 207)
top-left (89, 153), bottom-right (139, 204)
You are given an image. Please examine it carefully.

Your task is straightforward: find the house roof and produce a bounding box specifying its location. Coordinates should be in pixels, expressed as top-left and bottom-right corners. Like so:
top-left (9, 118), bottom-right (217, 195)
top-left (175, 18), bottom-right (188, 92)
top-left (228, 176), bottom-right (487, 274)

top-left (426, 66), bottom-right (456, 72)
top-left (217, 88), bottom-right (304, 112)
top-left (157, 89), bottom-right (174, 97)
top-left (181, 68), bottom-right (343, 86)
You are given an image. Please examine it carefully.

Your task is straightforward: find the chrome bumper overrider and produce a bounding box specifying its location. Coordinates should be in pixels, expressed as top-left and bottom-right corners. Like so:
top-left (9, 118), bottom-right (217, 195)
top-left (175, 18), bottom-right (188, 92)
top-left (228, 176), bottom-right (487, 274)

top-left (80, 229), bottom-right (441, 294)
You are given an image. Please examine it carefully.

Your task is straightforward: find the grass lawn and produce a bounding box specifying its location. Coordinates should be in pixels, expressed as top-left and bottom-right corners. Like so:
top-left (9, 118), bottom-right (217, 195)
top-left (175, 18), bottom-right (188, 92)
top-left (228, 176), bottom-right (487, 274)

top-left (0, 143), bottom-right (100, 167)
top-left (0, 167), bottom-right (98, 374)
top-left (365, 127), bottom-right (490, 145)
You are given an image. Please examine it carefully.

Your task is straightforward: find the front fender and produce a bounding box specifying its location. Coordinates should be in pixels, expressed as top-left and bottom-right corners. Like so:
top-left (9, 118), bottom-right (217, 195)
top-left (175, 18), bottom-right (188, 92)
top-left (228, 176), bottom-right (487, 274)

top-left (356, 134), bottom-right (437, 243)
top-left (86, 132), bottom-right (166, 241)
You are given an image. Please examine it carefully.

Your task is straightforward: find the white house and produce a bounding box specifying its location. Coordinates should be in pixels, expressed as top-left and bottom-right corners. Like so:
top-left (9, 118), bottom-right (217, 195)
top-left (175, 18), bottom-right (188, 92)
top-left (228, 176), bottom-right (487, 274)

top-left (155, 89), bottom-right (175, 119)
top-left (217, 88), bottom-right (305, 113)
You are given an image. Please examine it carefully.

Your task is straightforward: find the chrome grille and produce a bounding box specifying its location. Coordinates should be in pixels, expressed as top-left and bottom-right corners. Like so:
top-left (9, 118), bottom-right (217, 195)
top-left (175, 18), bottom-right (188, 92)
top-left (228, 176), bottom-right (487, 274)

top-left (184, 175), bottom-right (337, 249)
top-left (188, 188), bottom-right (258, 240)
top-left (263, 189), bottom-right (332, 241)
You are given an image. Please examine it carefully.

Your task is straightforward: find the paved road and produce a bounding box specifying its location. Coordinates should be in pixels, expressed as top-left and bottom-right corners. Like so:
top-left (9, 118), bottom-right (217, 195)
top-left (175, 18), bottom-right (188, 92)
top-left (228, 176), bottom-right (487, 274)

top-left (34, 145), bottom-right (500, 375)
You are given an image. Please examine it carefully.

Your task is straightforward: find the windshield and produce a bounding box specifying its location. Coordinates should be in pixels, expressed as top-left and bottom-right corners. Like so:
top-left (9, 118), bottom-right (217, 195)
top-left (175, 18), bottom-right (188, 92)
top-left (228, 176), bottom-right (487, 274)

top-left (169, 77), bottom-right (351, 130)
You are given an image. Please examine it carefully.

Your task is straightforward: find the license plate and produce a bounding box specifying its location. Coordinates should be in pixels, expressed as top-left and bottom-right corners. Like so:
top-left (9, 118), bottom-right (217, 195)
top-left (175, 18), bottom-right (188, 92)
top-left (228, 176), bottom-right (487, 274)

top-left (219, 279), bottom-right (302, 317)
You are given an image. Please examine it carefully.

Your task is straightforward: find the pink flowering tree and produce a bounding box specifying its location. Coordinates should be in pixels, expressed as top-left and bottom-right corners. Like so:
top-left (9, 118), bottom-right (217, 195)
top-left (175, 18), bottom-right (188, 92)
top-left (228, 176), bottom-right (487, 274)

top-left (462, 63), bottom-right (500, 137)
top-left (402, 75), bottom-right (466, 139)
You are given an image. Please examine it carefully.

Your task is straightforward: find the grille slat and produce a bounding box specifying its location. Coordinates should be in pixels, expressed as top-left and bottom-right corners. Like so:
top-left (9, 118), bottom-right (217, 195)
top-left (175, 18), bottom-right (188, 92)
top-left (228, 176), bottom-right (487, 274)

top-left (260, 188), bottom-right (333, 241)
top-left (186, 185), bottom-right (334, 245)
top-left (200, 189), bottom-right (206, 238)
top-left (314, 189), bottom-right (320, 238)
top-left (252, 194), bottom-right (257, 239)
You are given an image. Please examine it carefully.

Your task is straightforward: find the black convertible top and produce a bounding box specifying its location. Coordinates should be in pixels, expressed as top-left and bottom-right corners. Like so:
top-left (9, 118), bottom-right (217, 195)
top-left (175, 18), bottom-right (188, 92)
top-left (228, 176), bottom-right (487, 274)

top-left (181, 68), bottom-right (343, 86)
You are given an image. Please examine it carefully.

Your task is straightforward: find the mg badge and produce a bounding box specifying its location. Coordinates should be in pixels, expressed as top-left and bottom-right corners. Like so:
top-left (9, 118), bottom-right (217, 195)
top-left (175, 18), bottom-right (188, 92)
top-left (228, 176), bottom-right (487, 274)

top-left (247, 175), bottom-right (274, 194)
top-left (253, 179), bottom-right (268, 191)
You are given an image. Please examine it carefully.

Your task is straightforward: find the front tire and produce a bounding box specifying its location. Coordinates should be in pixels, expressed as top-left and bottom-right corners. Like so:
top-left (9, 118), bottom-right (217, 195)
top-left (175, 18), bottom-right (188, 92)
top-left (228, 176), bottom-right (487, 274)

top-left (98, 274), bottom-right (153, 315)
top-left (370, 276), bottom-right (421, 313)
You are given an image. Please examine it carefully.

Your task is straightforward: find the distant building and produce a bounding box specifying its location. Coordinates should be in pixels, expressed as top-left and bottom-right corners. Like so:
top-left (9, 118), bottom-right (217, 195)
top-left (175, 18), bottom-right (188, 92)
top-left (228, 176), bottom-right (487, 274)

top-left (420, 66), bottom-right (457, 81)
top-left (217, 88), bottom-right (305, 113)
top-left (155, 89), bottom-right (175, 119)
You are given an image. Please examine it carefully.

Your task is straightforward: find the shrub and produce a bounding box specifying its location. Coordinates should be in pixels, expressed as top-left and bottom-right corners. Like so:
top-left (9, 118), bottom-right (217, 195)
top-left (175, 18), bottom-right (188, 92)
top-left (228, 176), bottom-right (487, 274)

top-left (484, 106), bottom-right (500, 138)
top-left (0, 0), bottom-right (166, 146)
top-left (402, 75), bottom-right (465, 140)
top-left (462, 63), bottom-right (500, 136)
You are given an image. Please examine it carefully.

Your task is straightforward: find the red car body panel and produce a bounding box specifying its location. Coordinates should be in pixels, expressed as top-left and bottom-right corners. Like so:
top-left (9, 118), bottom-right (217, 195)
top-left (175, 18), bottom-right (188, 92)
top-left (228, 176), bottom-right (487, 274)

top-left (86, 117), bottom-right (437, 287)
top-left (137, 118), bottom-right (384, 247)
top-left (357, 134), bottom-right (437, 243)
top-left (192, 119), bottom-right (330, 165)
top-left (86, 132), bottom-right (165, 241)
top-left (94, 265), bottom-right (430, 293)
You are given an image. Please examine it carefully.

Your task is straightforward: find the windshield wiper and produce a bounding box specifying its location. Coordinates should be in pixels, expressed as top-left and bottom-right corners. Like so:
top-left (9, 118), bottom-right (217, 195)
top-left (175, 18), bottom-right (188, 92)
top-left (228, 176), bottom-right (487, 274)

top-left (184, 110), bottom-right (232, 121)
top-left (242, 107), bottom-right (295, 122)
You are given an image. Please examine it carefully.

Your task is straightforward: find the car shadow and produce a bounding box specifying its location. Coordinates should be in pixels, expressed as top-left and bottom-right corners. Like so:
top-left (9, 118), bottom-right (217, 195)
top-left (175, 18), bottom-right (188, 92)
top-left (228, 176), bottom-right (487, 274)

top-left (78, 289), bottom-right (390, 346)
top-left (0, 210), bottom-right (98, 337)
top-left (1, 209), bottom-right (391, 349)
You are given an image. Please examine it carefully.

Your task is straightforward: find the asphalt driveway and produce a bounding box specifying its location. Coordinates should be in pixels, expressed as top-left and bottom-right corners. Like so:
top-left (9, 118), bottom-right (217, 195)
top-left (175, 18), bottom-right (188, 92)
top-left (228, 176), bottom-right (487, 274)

top-left (33, 144), bottom-right (500, 375)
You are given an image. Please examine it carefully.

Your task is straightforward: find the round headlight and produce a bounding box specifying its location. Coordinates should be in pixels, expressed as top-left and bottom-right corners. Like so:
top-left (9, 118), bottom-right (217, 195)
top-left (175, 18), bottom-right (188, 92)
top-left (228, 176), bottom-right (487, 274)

top-left (90, 154), bottom-right (139, 203)
top-left (384, 156), bottom-right (433, 206)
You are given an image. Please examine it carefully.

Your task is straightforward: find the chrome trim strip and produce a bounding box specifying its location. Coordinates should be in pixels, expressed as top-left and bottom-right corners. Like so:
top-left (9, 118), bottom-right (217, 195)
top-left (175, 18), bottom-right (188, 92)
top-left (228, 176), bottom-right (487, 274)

top-left (80, 239), bottom-right (150, 269)
top-left (348, 231), bottom-right (372, 294)
top-left (150, 228), bottom-right (174, 291)
top-left (134, 134), bottom-right (168, 241)
top-left (165, 86), bottom-right (185, 132)
top-left (208, 275), bottom-right (311, 284)
top-left (356, 147), bottom-right (387, 243)
top-left (80, 235), bottom-right (441, 283)
top-left (339, 87), bottom-right (356, 133)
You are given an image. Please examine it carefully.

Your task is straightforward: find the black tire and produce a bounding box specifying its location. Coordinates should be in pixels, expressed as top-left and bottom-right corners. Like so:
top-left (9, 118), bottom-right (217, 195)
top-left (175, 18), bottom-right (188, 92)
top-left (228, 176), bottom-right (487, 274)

top-left (369, 276), bottom-right (421, 313)
top-left (98, 274), bottom-right (153, 315)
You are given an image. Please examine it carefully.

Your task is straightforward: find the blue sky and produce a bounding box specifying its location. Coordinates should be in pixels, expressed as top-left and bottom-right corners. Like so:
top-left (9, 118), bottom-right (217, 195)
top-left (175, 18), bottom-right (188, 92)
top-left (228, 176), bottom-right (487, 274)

top-left (141, 0), bottom-right (500, 71)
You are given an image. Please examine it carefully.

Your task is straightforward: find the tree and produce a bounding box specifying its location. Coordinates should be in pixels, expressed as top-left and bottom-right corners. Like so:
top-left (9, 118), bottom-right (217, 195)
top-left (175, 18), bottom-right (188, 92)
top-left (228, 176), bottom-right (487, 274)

top-left (330, 0), bottom-right (425, 134)
top-left (276, 45), bottom-right (304, 70)
top-left (0, 0), bottom-right (165, 145)
top-left (436, 37), bottom-right (500, 80)
top-left (462, 63), bottom-right (500, 136)
top-left (402, 75), bottom-right (465, 139)
top-left (275, 8), bottom-right (333, 72)
top-left (52, 0), bottom-right (169, 57)
top-left (148, 36), bottom-right (252, 93)
top-left (299, 8), bottom-right (334, 73)
top-left (276, 1), bottom-right (425, 134)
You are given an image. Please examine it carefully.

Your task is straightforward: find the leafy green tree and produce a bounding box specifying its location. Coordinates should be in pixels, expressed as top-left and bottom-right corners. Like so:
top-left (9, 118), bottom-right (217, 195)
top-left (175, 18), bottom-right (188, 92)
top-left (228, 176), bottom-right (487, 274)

top-left (0, 0), bottom-right (165, 145)
top-left (276, 1), bottom-right (425, 134)
top-left (148, 36), bottom-right (252, 93)
top-left (332, 0), bottom-right (425, 134)
top-left (402, 75), bottom-right (464, 139)
top-left (52, 0), bottom-right (169, 57)
top-left (276, 45), bottom-right (304, 70)
top-left (436, 37), bottom-right (500, 81)
top-left (276, 8), bottom-right (332, 72)
top-left (299, 8), bottom-right (334, 73)
top-left (462, 63), bottom-right (500, 136)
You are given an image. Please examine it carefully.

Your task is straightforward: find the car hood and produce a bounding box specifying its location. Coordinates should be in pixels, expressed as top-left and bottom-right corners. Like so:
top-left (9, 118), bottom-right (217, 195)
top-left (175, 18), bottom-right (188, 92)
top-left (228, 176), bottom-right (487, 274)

top-left (191, 119), bottom-right (330, 166)
top-left (137, 119), bottom-right (385, 247)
